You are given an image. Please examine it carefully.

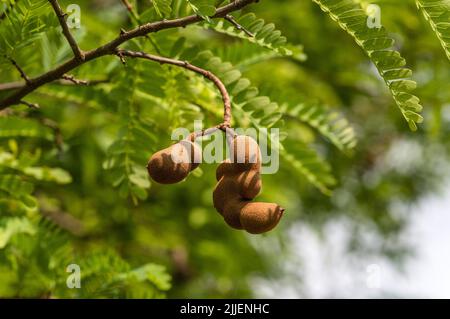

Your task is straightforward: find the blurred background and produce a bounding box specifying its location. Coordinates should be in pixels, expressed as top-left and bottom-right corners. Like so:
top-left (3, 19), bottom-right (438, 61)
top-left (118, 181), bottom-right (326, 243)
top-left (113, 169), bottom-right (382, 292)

top-left (0, 0), bottom-right (449, 298)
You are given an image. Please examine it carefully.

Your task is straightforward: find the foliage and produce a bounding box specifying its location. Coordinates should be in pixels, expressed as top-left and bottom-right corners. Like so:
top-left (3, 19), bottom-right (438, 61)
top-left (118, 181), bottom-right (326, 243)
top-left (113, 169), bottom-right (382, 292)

top-left (417, 0), bottom-right (450, 61)
top-left (312, 0), bottom-right (423, 131)
top-left (0, 0), bottom-right (449, 298)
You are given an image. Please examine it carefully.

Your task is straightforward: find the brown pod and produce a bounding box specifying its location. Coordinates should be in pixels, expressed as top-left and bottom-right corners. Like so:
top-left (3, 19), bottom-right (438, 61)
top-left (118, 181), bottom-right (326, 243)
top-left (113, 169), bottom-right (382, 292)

top-left (213, 175), bottom-right (238, 214)
top-left (189, 141), bottom-right (202, 171)
top-left (222, 199), bottom-right (244, 230)
top-left (215, 159), bottom-right (234, 181)
top-left (239, 202), bottom-right (285, 234)
top-left (236, 169), bottom-right (262, 200)
top-left (230, 135), bottom-right (261, 172)
top-left (213, 135), bottom-right (284, 234)
top-left (147, 140), bottom-right (201, 184)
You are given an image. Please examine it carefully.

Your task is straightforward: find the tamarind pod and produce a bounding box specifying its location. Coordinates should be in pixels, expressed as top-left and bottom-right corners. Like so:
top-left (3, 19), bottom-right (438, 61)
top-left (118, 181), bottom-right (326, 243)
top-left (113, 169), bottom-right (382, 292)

top-left (147, 146), bottom-right (191, 184)
top-left (187, 140), bottom-right (202, 171)
top-left (239, 202), bottom-right (284, 234)
top-left (230, 135), bottom-right (261, 172)
top-left (216, 159), bottom-right (234, 181)
top-left (213, 176), bottom-right (238, 215)
top-left (236, 169), bottom-right (262, 199)
top-left (222, 198), bottom-right (244, 230)
top-left (147, 140), bottom-right (201, 184)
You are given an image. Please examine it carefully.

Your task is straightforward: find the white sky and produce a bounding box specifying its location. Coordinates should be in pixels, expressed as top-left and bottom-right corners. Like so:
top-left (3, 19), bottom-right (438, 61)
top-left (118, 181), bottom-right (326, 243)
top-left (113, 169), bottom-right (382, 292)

top-left (254, 186), bottom-right (450, 299)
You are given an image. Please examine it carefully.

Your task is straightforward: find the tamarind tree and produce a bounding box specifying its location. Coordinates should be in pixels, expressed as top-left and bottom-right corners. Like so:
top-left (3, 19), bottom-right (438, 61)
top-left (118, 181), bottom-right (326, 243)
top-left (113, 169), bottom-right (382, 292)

top-left (0, 0), bottom-right (449, 298)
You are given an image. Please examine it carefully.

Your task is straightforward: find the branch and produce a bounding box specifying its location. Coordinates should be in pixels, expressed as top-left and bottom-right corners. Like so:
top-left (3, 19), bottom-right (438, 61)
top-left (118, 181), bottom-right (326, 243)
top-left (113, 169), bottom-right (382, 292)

top-left (61, 74), bottom-right (88, 85)
top-left (0, 81), bottom-right (24, 91)
top-left (224, 14), bottom-right (254, 37)
top-left (19, 100), bottom-right (39, 109)
top-left (41, 208), bottom-right (85, 236)
top-left (119, 0), bottom-right (161, 54)
top-left (8, 57), bottom-right (30, 83)
top-left (120, 0), bottom-right (138, 20)
top-left (0, 0), bottom-right (257, 110)
top-left (48, 0), bottom-right (85, 61)
top-left (0, 78), bottom-right (109, 92)
top-left (39, 117), bottom-right (64, 152)
top-left (58, 77), bottom-right (109, 86)
top-left (117, 49), bottom-right (231, 127)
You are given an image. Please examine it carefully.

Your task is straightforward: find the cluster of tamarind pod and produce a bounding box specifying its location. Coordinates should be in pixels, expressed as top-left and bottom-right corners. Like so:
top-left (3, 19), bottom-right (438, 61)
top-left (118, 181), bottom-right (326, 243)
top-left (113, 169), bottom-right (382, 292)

top-left (147, 133), bottom-right (284, 234)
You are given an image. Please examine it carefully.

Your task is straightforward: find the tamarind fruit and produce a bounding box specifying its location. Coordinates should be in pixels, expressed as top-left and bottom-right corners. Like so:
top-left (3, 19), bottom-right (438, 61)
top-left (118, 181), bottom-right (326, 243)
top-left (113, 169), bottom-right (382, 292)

top-left (213, 135), bottom-right (284, 234)
top-left (230, 135), bottom-right (261, 172)
top-left (147, 140), bottom-right (201, 184)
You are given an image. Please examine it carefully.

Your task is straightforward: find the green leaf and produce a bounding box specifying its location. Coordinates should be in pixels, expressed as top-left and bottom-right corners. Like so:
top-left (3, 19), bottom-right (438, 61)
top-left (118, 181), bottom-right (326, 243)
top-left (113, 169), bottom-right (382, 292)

top-left (0, 0), bottom-right (54, 55)
top-left (416, 0), bottom-right (450, 61)
top-left (0, 117), bottom-right (53, 140)
top-left (0, 174), bottom-right (34, 196)
top-left (281, 141), bottom-right (336, 195)
top-left (23, 167), bottom-right (72, 184)
top-left (120, 263), bottom-right (172, 291)
top-left (313, 0), bottom-right (424, 130)
top-left (204, 12), bottom-right (296, 57)
top-left (151, 0), bottom-right (173, 18)
top-left (0, 217), bottom-right (36, 249)
top-left (187, 0), bottom-right (216, 21)
top-left (286, 102), bottom-right (357, 152)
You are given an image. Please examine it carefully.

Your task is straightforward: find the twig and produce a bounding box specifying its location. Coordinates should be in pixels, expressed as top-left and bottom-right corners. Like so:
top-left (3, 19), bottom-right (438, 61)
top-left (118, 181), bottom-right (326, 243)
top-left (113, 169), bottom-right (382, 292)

top-left (58, 78), bottom-right (109, 86)
top-left (116, 50), bottom-right (127, 65)
top-left (224, 14), bottom-right (254, 37)
top-left (41, 208), bottom-right (85, 236)
top-left (8, 57), bottom-right (30, 83)
top-left (0, 0), bottom-right (258, 109)
top-left (119, 0), bottom-right (161, 54)
top-left (39, 118), bottom-right (64, 151)
top-left (0, 78), bottom-right (109, 91)
top-left (61, 74), bottom-right (89, 85)
top-left (19, 100), bottom-right (39, 109)
top-left (0, 81), bottom-right (24, 91)
top-left (120, 0), bottom-right (133, 11)
top-left (48, 0), bottom-right (85, 61)
top-left (117, 49), bottom-right (232, 127)
top-left (188, 127), bottom-right (221, 141)
top-left (188, 126), bottom-right (236, 141)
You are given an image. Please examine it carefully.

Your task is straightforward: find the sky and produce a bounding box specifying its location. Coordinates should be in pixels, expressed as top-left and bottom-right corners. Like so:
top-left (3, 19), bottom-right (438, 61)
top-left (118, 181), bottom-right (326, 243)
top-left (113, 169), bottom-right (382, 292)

top-left (254, 186), bottom-right (450, 299)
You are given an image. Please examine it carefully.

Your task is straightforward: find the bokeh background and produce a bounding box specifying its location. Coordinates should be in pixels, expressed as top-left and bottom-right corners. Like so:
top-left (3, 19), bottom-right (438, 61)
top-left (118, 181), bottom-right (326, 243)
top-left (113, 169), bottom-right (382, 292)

top-left (0, 0), bottom-right (449, 298)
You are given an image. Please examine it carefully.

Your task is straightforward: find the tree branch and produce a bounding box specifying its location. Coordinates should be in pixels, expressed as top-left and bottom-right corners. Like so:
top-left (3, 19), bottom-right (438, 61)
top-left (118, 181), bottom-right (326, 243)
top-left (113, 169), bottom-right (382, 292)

top-left (0, 81), bottom-right (23, 91)
top-left (61, 74), bottom-right (88, 85)
top-left (0, 0), bottom-right (258, 110)
top-left (119, 0), bottom-right (161, 54)
top-left (120, 0), bottom-right (138, 20)
top-left (19, 100), bottom-right (39, 109)
top-left (224, 14), bottom-right (254, 37)
top-left (117, 49), bottom-right (231, 127)
top-left (8, 57), bottom-right (30, 83)
top-left (0, 78), bottom-right (109, 92)
top-left (48, 0), bottom-right (85, 61)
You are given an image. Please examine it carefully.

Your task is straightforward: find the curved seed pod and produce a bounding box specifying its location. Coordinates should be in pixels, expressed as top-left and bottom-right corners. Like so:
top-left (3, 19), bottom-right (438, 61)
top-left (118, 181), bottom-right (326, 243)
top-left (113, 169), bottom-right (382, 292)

top-left (230, 135), bottom-right (261, 172)
top-left (188, 140), bottom-right (202, 171)
top-left (147, 140), bottom-right (202, 184)
top-left (236, 169), bottom-right (261, 199)
top-left (222, 199), bottom-right (244, 230)
top-left (213, 175), bottom-right (238, 214)
top-left (216, 159), bottom-right (234, 181)
top-left (239, 202), bottom-right (284, 234)
top-left (213, 134), bottom-right (284, 234)
top-left (147, 145), bottom-right (191, 184)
